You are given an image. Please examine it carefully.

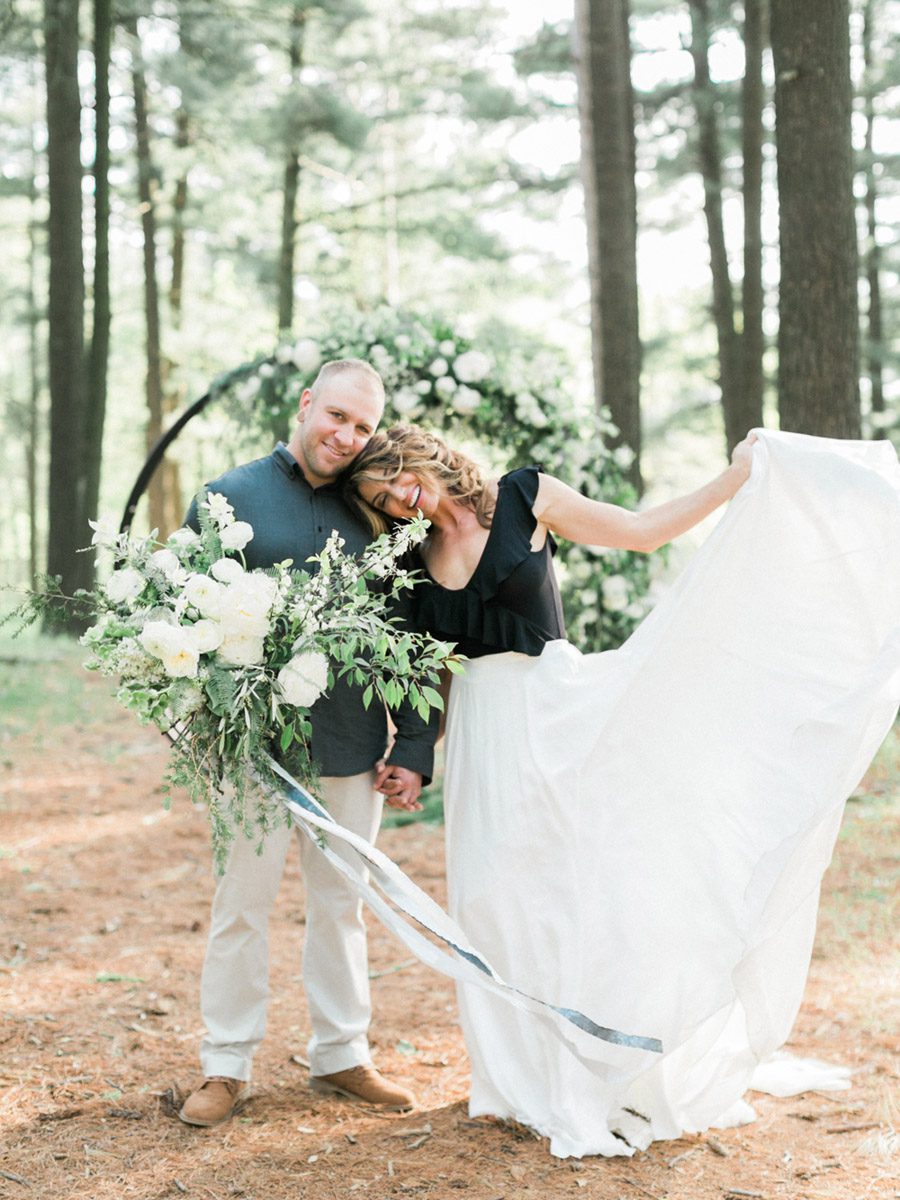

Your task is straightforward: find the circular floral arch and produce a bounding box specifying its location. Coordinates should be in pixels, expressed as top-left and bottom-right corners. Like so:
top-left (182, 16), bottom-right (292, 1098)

top-left (141, 308), bottom-right (652, 651)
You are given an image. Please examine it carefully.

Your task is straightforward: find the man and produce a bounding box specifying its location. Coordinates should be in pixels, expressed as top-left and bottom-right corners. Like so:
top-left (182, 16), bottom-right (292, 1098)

top-left (179, 358), bottom-right (435, 1127)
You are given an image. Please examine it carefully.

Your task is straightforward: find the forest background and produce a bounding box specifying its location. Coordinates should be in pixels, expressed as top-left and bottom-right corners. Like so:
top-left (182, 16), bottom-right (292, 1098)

top-left (1, 0), bottom-right (897, 623)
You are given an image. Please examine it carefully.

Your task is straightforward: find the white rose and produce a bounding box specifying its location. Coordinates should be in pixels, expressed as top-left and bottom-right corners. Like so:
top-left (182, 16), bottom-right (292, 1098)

top-left (204, 492), bottom-right (234, 527)
top-left (217, 634), bottom-right (266, 667)
top-left (277, 650), bottom-right (329, 707)
top-left (139, 620), bottom-right (180, 658)
top-left (613, 445), bottom-right (636, 470)
top-left (183, 574), bottom-right (224, 618)
top-left (105, 567), bottom-right (145, 604)
top-left (514, 392), bottom-right (548, 429)
top-left (167, 527), bottom-right (201, 552)
top-left (149, 548), bottom-right (183, 579)
top-left (188, 618), bottom-right (223, 653)
top-left (292, 337), bottom-right (322, 374)
top-left (393, 388), bottom-right (423, 415)
top-left (453, 350), bottom-right (492, 383)
top-left (394, 334), bottom-right (411, 351)
top-left (414, 379), bottom-right (433, 395)
top-left (210, 557), bottom-right (245, 584)
top-left (438, 339), bottom-right (456, 356)
top-left (428, 357), bottom-right (449, 377)
top-left (434, 375), bottom-right (457, 400)
top-left (219, 521), bottom-right (254, 552)
top-left (276, 342), bottom-right (296, 364)
top-left (451, 385), bottom-right (482, 415)
top-left (601, 574), bottom-right (630, 613)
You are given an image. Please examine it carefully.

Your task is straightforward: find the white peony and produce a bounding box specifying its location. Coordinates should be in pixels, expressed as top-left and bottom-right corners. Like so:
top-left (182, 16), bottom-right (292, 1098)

top-left (434, 375), bottom-right (457, 400)
top-left (204, 492), bottom-right (234, 527)
top-left (453, 350), bottom-right (492, 383)
top-left (451, 385), bottom-right (482, 415)
top-left (438, 339), bottom-right (456, 356)
top-left (613, 444), bottom-right (636, 470)
top-left (183, 574), bottom-right (224, 619)
top-left (277, 651), bottom-right (329, 707)
top-left (219, 521), bottom-right (254, 552)
top-left (139, 621), bottom-right (200, 678)
top-left (210, 557), bottom-right (245, 584)
top-left (106, 567), bottom-right (145, 604)
top-left (428, 357), bottom-right (449, 377)
top-left (216, 634), bottom-right (266, 667)
top-left (292, 337), bottom-right (322, 374)
top-left (601, 574), bottom-right (630, 613)
top-left (218, 575), bottom-right (277, 641)
top-left (414, 378), bottom-right (433, 395)
top-left (394, 333), bottom-right (411, 351)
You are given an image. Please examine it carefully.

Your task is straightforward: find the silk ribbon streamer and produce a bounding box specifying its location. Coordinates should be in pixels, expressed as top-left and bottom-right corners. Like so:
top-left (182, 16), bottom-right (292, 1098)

top-left (260, 751), bottom-right (664, 1056)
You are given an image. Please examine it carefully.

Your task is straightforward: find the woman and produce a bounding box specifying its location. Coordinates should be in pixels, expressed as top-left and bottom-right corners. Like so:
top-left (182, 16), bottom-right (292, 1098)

top-left (345, 424), bottom-right (899, 1158)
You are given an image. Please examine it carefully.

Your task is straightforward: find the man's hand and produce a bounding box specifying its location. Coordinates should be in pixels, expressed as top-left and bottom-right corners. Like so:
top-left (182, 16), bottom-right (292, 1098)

top-left (374, 760), bottom-right (424, 812)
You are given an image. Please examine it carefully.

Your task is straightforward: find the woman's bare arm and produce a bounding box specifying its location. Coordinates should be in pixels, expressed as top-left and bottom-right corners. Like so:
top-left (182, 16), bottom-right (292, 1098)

top-left (533, 434), bottom-right (757, 553)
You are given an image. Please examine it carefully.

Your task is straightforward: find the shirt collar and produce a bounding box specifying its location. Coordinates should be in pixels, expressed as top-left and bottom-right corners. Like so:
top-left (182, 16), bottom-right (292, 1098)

top-left (271, 443), bottom-right (344, 494)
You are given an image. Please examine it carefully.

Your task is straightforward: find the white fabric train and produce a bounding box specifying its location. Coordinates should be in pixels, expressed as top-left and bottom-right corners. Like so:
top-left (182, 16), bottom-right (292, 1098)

top-left (443, 429), bottom-right (900, 1155)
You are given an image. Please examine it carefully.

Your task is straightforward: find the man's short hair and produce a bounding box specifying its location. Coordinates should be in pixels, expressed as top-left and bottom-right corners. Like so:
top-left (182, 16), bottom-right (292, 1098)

top-left (310, 358), bottom-right (385, 400)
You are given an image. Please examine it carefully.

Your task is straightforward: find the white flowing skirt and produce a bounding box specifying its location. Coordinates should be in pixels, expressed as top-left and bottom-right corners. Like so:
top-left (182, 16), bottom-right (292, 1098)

top-left (442, 431), bottom-right (900, 1158)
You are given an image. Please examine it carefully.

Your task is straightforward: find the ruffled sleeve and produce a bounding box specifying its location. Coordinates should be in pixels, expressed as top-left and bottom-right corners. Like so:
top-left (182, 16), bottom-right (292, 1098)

top-left (412, 466), bottom-right (566, 658)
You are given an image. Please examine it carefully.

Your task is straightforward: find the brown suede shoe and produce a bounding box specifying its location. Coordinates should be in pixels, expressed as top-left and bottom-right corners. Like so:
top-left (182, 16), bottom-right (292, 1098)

top-left (179, 1076), bottom-right (250, 1127)
top-left (310, 1065), bottom-right (414, 1111)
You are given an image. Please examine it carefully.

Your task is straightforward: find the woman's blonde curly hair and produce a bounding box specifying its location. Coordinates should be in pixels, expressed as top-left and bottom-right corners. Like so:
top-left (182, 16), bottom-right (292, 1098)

top-left (344, 424), bottom-right (495, 536)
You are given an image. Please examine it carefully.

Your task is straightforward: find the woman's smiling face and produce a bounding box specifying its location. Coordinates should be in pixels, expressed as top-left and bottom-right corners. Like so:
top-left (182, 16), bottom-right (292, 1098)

top-left (358, 470), bottom-right (439, 521)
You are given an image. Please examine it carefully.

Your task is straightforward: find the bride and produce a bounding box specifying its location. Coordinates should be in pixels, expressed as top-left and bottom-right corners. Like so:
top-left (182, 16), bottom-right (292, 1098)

top-left (344, 423), bottom-right (899, 1158)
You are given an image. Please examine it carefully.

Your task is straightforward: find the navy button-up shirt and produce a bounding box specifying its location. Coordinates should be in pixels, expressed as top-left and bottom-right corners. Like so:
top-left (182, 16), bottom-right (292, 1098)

top-left (185, 444), bottom-right (436, 781)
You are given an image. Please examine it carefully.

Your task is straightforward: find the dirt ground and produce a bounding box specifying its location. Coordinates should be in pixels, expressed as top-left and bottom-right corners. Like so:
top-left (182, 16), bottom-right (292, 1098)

top-left (1, 658), bottom-right (898, 1200)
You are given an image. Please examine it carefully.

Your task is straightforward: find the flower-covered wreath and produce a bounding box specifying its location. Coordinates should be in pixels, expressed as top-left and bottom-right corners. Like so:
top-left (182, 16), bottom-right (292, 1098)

top-left (212, 307), bottom-right (655, 651)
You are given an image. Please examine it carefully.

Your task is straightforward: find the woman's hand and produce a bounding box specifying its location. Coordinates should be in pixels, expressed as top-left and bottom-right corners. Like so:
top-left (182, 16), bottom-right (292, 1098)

top-left (729, 431), bottom-right (760, 487)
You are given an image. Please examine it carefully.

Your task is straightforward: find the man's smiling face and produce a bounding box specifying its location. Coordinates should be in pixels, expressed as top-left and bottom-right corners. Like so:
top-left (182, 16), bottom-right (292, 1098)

top-left (290, 370), bottom-right (385, 488)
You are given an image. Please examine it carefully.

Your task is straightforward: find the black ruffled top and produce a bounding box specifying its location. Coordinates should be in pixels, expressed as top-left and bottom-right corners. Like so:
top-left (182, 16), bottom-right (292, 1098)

top-left (412, 466), bottom-right (566, 658)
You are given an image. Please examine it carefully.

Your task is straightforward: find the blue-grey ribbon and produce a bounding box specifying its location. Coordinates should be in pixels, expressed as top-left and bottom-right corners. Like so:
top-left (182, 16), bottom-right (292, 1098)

top-left (261, 752), bottom-right (663, 1056)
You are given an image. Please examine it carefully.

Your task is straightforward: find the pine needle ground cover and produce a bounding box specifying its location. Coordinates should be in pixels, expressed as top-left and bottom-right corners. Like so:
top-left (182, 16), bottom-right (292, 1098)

top-left (1, 636), bottom-right (897, 1199)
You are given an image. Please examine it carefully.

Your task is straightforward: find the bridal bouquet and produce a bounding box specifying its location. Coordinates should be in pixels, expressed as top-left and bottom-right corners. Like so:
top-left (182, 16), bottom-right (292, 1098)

top-left (69, 493), bottom-right (456, 863)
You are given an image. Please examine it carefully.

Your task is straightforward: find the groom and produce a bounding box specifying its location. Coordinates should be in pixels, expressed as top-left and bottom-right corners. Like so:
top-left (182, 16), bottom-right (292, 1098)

top-left (179, 358), bottom-right (436, 1127)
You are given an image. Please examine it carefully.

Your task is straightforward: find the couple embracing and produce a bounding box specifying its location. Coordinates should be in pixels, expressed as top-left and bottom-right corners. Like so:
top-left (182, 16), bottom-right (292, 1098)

top-left (178, 356), bottom-right (900, 1159)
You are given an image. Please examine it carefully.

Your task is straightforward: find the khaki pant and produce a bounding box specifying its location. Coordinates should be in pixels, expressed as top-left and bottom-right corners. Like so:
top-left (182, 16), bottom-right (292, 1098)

top-left (198, 771), bottom-right (382, 1080)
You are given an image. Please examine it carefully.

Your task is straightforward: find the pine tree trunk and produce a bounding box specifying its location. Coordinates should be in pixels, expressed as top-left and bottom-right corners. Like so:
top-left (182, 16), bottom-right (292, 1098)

top-left (573, 0), bottom-right (642, 491)
top-left (741, 0), bottom-right (766, 437)
top-left (688, 0), bottom-right (744, 455)
top-left (277, 5), bottom-right (306, 337)
top-left (84, 0), bottom-right (111, 528)
top-left (27, 162), bottom-right (41, 592)
top-left (861, 0), bottom-right (885, 426)
top-left (170, 108), bottom-right (189, 329)
top-left (45, 0), bottom-right (92, 613)
top-left (127, 16), bottom-right (167, 535)
top-left (771, 0), bottom-right (860, 437)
